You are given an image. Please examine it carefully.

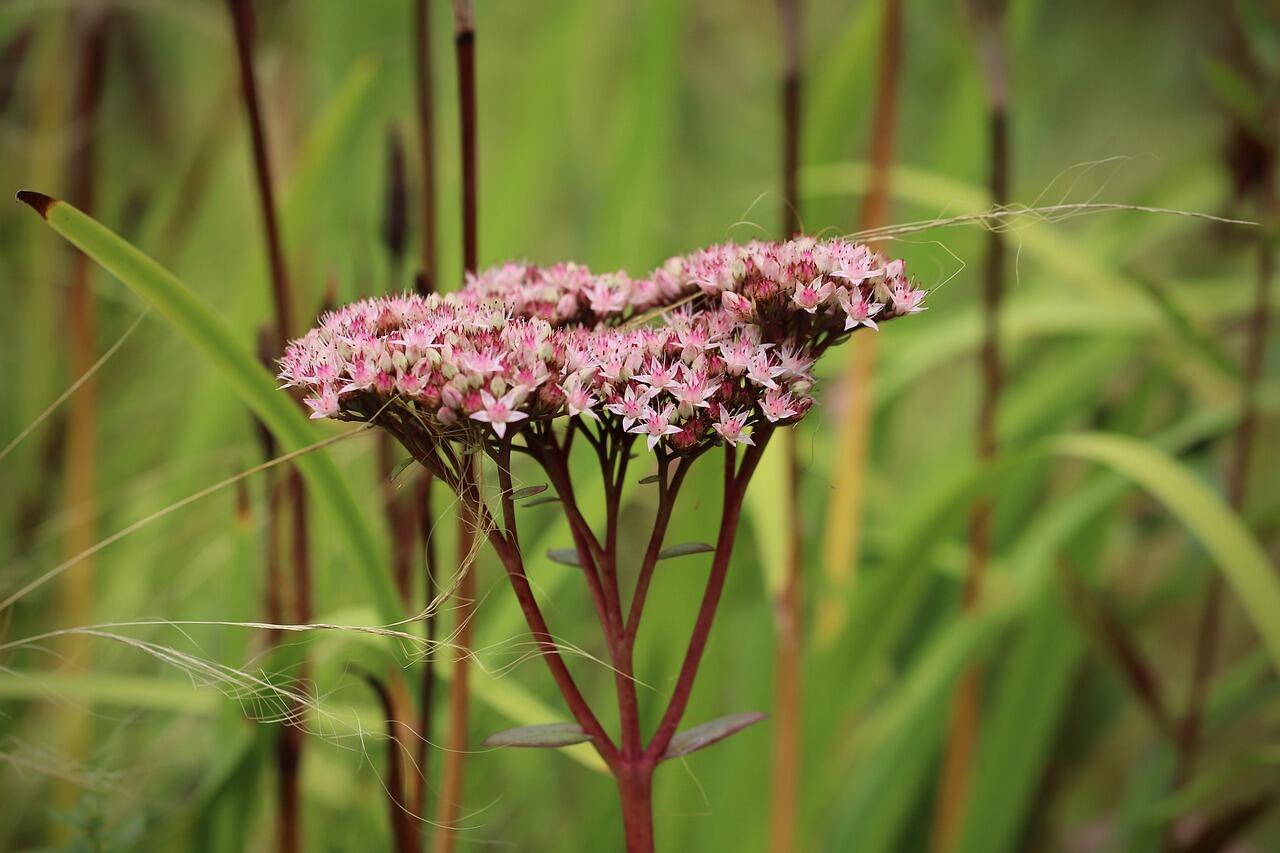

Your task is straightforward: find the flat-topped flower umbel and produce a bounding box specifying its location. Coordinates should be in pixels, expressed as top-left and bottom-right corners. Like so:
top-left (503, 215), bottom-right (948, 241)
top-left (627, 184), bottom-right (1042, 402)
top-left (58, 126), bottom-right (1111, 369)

top-left (278, 237), bottom-right (927, 851)
top-left (279, 237), bottom-right (925, 455)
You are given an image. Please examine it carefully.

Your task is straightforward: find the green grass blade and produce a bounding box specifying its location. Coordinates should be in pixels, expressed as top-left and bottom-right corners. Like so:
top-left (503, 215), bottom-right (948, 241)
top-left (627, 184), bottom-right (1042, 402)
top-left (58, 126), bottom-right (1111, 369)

top-left (954, 588), bottom-right (1083, 853)
top-left (746, 434), bottom-right (790, 597)
top-left (16, 192), bottom-right (402, 625)
top-left (824, 614), bottom-right (993, 852)
top-left (0, 670), bottom-right (219, 713)
top-left (1050, 432), bottom-right (1280, 668)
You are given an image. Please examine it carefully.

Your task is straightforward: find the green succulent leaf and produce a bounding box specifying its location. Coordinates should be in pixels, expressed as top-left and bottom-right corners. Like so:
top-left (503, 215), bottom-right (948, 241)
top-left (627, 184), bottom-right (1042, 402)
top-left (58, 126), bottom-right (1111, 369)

top-left (387, 457), bottom-right (417, 483)
top-left (546, 547), bottom-right (583, 567)
top-left (510, 484), bottom-right (548, 500)
top-left (482, 722), bottom-right (591, 749)
top-left (657, 542), bottom-right (715, 560)
top-left (661, 712), bottom-right (767, 760)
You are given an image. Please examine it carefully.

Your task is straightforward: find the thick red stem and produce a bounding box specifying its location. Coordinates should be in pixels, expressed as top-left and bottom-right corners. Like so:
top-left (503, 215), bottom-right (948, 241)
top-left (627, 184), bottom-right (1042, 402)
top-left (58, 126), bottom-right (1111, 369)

top-left (616, 763), bottom-right (656, 853)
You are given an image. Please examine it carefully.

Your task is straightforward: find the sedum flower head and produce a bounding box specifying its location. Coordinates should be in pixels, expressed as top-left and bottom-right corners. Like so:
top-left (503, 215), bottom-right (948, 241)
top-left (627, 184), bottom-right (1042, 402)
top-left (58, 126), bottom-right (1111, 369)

top-left (279, 238), bottom-right (926, 454)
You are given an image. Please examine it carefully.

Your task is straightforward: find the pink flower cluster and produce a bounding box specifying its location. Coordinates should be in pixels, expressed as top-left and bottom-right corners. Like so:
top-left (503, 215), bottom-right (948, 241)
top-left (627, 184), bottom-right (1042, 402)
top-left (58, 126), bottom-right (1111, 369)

top-left (279, 238), bottom-right (926, 453)
top-left (461, 261), bottom-right (685, 325)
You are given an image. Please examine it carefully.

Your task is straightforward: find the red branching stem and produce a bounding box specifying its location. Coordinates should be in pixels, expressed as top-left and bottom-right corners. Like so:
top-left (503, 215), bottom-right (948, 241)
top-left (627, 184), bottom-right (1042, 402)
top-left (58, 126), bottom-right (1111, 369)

top-left (485, 448), bottom-right (622, 767)
top-left (540, 431), bottom-right (648, 762)
top-left (389, 410), bottom-right (773, 851)
top-left (601, 435), bottom-right (634, 631)
top-left (646, 432), bottom-right (773, 761)
top-left (539, 441), bottom-right (616, 636)
top-left (624, 454), bottom-right (692, 644)
top-left (543, 434), bottom-right (609, 566)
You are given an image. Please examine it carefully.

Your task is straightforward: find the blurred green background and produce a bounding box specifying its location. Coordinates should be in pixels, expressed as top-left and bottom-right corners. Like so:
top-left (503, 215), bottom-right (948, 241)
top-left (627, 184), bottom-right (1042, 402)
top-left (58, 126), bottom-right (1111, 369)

top-left (2, 0), bottom-right (1278, 850)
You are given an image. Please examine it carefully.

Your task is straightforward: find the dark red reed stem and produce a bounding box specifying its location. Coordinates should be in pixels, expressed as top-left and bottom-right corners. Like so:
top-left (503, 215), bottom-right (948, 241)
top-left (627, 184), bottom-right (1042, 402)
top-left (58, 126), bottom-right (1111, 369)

top-left (774, 2), bottom-right (804, 847)
top-left (859, 0), bottom-right (903, 232)
top-left (54, 13), bottom-right (107, 814)
top-left (434, 455), bottom-right (476, 853)
top-left (1179, 234), bottom-right (1273, 781)
top-left (256, 328), bottom-right (285, 645)
top-left (778, 0), bottom-right (802, 237)
top-left (413, 0), bottom-right (439, 294)
top-left (227, 0), bottom-right (294, 350)
top-left (935, 3), bottom-right (1010, 850)
top-left (413, 472), bottom-right (439, 817)
top-left (435, 9), bottom-right (478, 848)
top-left (362, 672), bottom-right (420, 853)
top-left (383, 126), bottom-right (409, 286)
top-left (410, 0), bottom-right (441, 817)
top-left (454, 2), bottom-right (477, 277)
top-left (1166, 9), bottom-right (1276, 836)
top-left (226, 4), bottom-right (311, 850)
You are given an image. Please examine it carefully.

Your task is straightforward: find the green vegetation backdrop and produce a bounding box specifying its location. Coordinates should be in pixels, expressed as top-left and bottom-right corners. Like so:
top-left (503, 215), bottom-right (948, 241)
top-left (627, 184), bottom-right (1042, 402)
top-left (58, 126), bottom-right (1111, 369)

top-left (1, 1), bottom-right (1276, 851)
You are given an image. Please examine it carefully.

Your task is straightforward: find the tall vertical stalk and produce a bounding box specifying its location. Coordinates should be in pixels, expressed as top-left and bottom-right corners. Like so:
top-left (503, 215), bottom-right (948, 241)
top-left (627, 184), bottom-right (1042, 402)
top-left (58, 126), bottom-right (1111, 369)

top-left (778, 0), bottom-right (802, 240)
top-left (815, 0), bottom-right (903, 641)
top-left (433, 4), bottom-right (477, 850)
top-left (933, 2), bottom-right (1009, 850)
top-left (378, 119), bottom-right (424, 849)
top-left (364, 673), bottom-right (420, 853)
top-left (256, 328), bottom-right (285, 647)
top-left (1173, 11), bottom-right (1277, 801)
top-left (413, 0), bottom-right (439, 296)
top-left (379, 126), bottom-right (416, 604)
top-left (228, 0), bottom-right (293, 350)
top-left (54, 11), bottom-right (108, 819)
top-left (226, 2), bottom-right (311, 850)
top-left (411, 0), bottom-right (442, 823)
top-left (1176, 207), bottom-right (1274, 795)
top-left (772, 2), bottom-right (803, 850)
top-left (412, 472), bottom-right (439, 817)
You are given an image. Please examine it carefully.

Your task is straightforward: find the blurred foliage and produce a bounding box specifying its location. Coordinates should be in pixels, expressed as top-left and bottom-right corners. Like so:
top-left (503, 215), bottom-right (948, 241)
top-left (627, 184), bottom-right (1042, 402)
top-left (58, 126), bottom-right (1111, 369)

top-left (1, 0), bottom-right (1278, 851)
